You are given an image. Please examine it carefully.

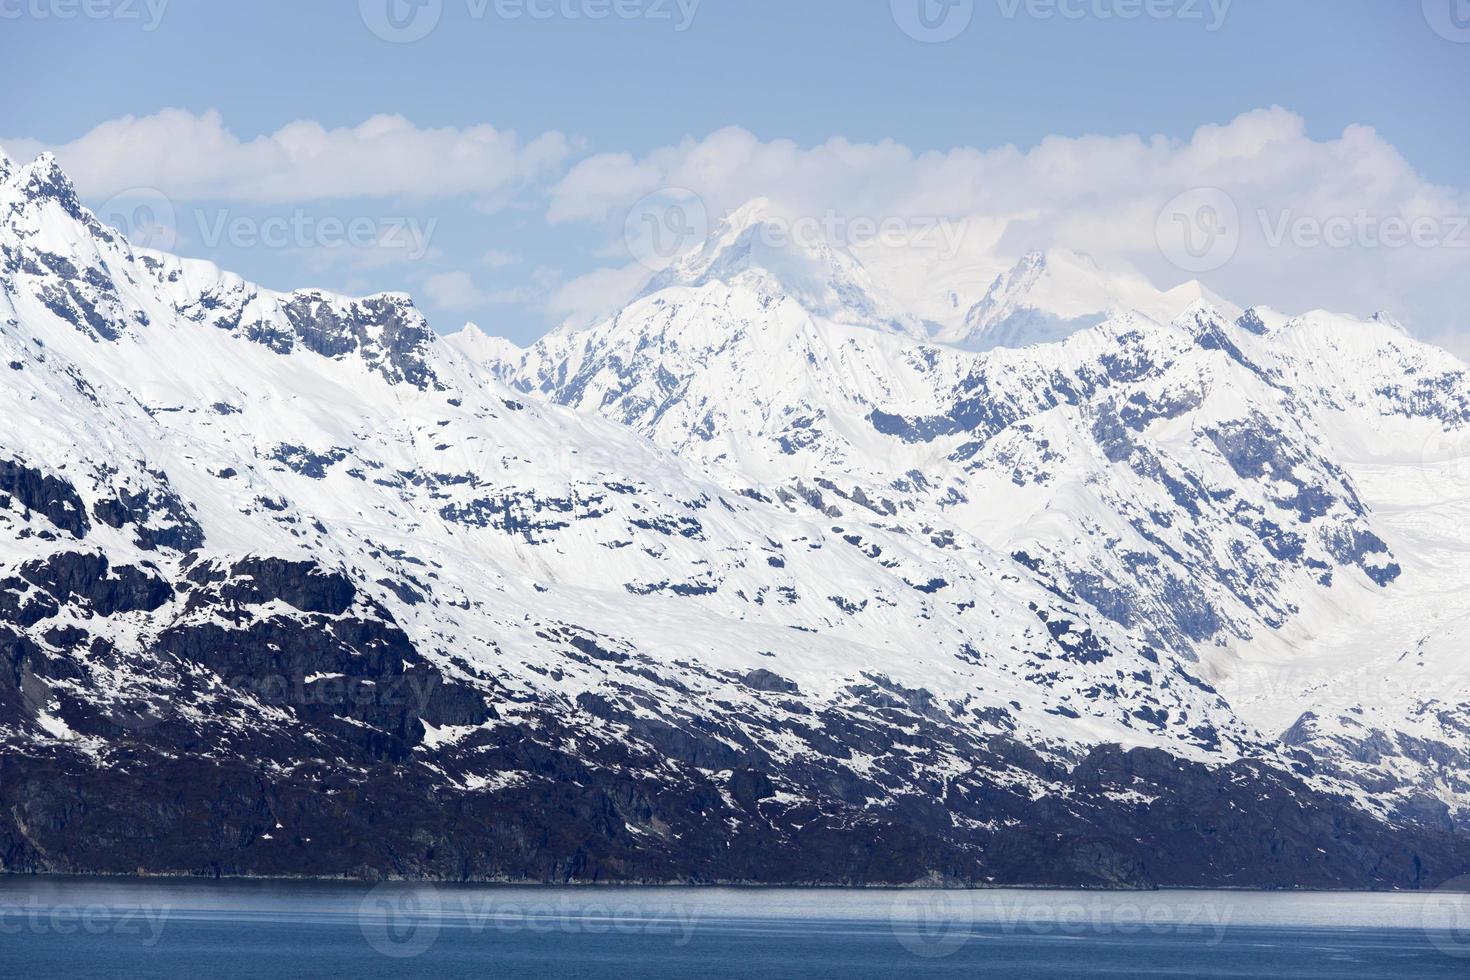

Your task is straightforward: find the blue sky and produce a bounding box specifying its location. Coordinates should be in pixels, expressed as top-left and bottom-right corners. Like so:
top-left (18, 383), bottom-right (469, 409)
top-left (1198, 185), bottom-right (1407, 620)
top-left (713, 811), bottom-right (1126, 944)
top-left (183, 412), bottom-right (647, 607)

top-left (2, 0), bottom-right (1468, 346)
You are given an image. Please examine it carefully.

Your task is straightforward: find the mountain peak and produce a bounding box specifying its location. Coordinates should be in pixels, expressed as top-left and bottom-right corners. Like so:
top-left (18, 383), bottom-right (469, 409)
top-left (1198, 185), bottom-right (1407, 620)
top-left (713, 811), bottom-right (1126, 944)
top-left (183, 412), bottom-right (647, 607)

top-left (635, 198), bottom-right (922, 336)
top-left (1235, 306), bottom-right (1290, 336)
top-left (947, 248), bottom-right (1128, 350)
top-left (445, 321), bottom-right (523, 366)
top-left (6, 152), bottom-right (86, 221)
top-left (1161, 279), bottom-right (1243, 324)
top-left (290, 287), bottom-right (416, 310)
top-left (1370, 310), bottom-right (1408, 334)
top-left (0, 145), bottom-right (12, 183)
top-left (1008, 248), bottom-right (1063, 277)
top-left (1177, 297), bottom-right (1227, 320)
top-left (719, 196), bottom-right (784, 233)
top-left (456, 321), bottom-right (491, 342)
top-left (1174, 299), bottom-right (1240, 348)
top-left (945, 249), bottom-right (1244, 352)
top-left (987, 248), bottom-right (1102, 293)
top-left (658, 196), bottom-right (824, 285)
top-left (18, 152), bottom-right (69, 188)
top-left (0, 152), bottom-right (444, 390)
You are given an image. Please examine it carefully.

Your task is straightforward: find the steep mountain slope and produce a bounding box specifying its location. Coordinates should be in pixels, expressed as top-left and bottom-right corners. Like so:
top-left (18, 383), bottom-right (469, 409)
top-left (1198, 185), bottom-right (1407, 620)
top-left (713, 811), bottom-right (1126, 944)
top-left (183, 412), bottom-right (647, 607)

top-left (489, 200), bottom-right (1470, 839)
top-left (3, 153), bottom-right (1469, 887)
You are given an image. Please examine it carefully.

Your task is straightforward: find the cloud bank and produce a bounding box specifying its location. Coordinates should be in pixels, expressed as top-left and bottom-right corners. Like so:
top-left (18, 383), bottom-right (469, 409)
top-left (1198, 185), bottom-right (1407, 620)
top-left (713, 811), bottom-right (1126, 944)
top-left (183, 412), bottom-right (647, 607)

top-left (547, 108), bottom-right (1470, 344)
top-left (2, 108), bottom-right (573, 203)
top-left (6, 107), bottom-right (1467, 349)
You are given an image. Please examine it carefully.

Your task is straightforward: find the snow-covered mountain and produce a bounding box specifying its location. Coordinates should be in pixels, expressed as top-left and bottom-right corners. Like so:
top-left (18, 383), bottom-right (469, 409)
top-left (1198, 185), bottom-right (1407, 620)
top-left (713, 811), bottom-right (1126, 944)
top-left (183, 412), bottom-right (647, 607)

top-left (4, 154), bottom-right (1469, 888)
top-left (488, 200), bottom-right (1470, 846)
top-left (942, 249), bottom-right (1242, 351)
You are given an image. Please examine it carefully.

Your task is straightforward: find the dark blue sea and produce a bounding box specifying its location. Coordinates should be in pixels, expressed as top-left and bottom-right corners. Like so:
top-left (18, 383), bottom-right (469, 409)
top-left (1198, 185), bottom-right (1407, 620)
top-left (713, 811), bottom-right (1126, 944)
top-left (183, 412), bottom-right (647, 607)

top-left (3, 876), bottom-right (1468, 978)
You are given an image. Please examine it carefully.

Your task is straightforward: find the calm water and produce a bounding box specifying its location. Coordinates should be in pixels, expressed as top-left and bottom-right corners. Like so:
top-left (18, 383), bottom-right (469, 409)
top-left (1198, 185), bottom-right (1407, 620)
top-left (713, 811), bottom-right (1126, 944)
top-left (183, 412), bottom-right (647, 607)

top-left (3, 876), bottom-right (1470, 978)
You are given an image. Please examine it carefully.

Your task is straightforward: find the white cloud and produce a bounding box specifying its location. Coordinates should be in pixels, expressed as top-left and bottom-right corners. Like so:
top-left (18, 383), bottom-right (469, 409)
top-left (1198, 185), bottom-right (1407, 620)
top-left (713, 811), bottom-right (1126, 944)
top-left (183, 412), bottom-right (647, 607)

top-left (547, 108), bottom-right (1470, 339)
top-left (541, 263), bottom-right (652, 331)
top-left (2, 108), bottom-right (574, 203)
top-left (422, 266), bottom-right (562, 313)
top-left (291, 238), bottom-right (443, 275)
top-left (9, 107), bottom-right (1468, 344)
top-left (481, 249), bottom-right (523, 269)
top-left (422, 272), bottom-right (493, 311)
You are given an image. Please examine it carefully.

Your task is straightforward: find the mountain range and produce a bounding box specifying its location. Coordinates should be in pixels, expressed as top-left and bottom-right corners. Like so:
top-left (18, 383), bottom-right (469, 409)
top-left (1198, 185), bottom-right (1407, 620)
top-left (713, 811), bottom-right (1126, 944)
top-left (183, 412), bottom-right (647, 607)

top-left (3, 149), bottom-right (1470, 888)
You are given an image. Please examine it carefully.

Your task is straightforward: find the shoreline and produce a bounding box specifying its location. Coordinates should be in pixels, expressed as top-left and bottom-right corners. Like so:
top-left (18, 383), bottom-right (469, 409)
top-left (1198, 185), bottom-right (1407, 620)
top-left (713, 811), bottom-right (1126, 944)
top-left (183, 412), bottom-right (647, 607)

top-left (2, 869), bottom-right (1459, 895)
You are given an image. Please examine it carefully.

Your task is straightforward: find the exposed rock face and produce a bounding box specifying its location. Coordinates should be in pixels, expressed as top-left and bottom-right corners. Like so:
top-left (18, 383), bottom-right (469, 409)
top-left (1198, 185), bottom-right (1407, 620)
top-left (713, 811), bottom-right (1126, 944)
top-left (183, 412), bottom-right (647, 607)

top-left (0, 460), bottom-right (89, 539)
